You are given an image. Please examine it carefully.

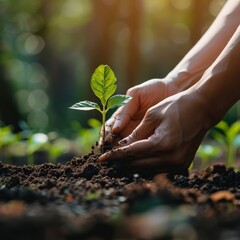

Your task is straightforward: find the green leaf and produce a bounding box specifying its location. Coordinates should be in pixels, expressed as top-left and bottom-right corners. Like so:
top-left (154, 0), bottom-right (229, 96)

top-left (228, 121), bottom-right (240, 144)
top-left (107, 94), bottom-right (132, 109)
top-left (90, 65), bottom-right (117, 106)
top-left (211, 130), bottom-right (226, 144)
top-left (69, 101), bottom-right (101, 111)
top-left (215, 121), bottom-right (229, 132)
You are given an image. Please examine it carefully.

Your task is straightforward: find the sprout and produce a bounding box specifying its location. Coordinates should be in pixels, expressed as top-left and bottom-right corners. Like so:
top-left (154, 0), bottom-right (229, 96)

top-left (69, 64), bottom-right (131, 152)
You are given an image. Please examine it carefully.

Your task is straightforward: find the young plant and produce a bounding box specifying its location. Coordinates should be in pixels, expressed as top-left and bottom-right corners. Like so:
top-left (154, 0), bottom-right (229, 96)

top-left (69, 64), bottom-right (132, 152)
top-left (196, 144), bottom-right (221, 169)
top-left (211, 120), bottom-right (240, 167)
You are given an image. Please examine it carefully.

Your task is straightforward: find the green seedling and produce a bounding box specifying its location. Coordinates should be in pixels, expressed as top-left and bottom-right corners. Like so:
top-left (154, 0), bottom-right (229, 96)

top-left (69, 64), bottom-right (132, 152)
top-left (0, 126), bottom-right (20, 164)
top-left (211, 120), bottom-right (240, 167)
top-left (196, 144), bottom-right (221, 169)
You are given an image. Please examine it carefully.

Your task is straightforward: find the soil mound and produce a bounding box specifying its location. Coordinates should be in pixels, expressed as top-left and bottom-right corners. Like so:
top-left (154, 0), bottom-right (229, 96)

top-left (0, 154), bottom-right (240, 239)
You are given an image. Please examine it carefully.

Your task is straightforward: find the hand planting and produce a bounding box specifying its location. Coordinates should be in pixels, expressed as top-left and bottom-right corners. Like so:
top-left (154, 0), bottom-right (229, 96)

top-left (69, 64), bottom-right (131, 152)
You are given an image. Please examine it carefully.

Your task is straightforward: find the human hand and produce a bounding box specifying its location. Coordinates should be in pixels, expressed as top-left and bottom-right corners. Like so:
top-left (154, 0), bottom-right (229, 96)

top-left (102, 78), bottom-right (177, 146)
top-left (99, 90), bottom-right (212, 173)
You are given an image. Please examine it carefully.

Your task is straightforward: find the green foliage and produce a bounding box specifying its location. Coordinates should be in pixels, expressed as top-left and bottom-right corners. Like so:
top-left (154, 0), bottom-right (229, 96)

top-left (196, 144), bottom-right (221, 169)
top-left (0, 124), bottom-right (79, 165)
top-left (91, 64), bottom-right (117, 107)
top-left (84, 190), bottom-right (102, 201)
top-left (211, 120), bottom-right (240, 167)
top-left (70, 64), bottom-right (131, 151)
top-left (0, 126), bottom-right (20, 148)
top-left (72, 118), bottom-right (102, 154)
top-left (0, 126), bottom-right (21, 164)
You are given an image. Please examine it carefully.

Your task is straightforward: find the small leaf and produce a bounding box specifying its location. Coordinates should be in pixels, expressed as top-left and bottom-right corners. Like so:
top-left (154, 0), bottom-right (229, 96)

top-left (69, 101), bottom-right (101, 111)
top-left (91, 65), bottom-right (117, 106)
top-left (215, 121), bottom-right (229, 132)
top-left (107, 94), bottom-right (132, 109)
top-left (227, 121), bottom-right (240, 144)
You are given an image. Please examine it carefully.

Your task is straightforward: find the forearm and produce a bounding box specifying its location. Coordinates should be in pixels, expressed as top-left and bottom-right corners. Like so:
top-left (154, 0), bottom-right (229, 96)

top-left (192, 25), bottom-right (240, 126)
top-left (167, 0), bottom-right (240, 92)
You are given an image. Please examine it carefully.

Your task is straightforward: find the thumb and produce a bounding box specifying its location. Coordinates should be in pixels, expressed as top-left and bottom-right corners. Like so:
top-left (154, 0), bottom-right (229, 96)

top-left (112, 96), bottom-right (139, 133)
top-left (119, 113), bottom-right (158, 145)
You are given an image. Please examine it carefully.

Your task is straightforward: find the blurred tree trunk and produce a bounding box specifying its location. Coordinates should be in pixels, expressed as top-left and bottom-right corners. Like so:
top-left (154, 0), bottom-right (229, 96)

top-left (87, 0), bottom-right (120, 73)
top-left (0, 66), bottom-right (21, 131)
top-left (38, 0), bottom-right (76, 129)
top-left (0, 7), bottom-right (21, 131)
top-left (125, 0), bottom-right (143, 89)
top-left (190, 0), bottom-right (209, 45)
top-left (87, 0), bottom-right (143, 90)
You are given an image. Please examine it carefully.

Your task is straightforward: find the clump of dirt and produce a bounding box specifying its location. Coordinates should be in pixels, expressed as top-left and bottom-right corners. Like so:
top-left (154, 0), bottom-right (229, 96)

top-left (0, 154), bottom-right (240, 240)
top-left (0, 153), bottom-right (142, 207)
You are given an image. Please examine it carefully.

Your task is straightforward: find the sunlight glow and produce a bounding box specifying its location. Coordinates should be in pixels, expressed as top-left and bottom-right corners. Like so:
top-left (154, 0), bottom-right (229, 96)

top-left (209, 0), bottom-right (226, 17)
top-left (171, 0), bottom-right (192, 10)
top-left (169, 23), bottom-right (190, 45)
top-left (61, 0), bottom-right (91, 18)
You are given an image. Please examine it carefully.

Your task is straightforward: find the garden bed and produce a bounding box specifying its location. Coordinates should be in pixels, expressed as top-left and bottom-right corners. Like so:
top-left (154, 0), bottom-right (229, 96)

top-left (0, 153), bottom-right (240, 240)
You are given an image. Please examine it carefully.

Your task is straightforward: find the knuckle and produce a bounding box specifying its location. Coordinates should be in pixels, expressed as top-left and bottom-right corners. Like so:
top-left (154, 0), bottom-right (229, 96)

top-left (145, 107), bottom-right (156, 120)
top-left (126, 86), bottom-right (139, 97)
top-left (130, 128), bottom-right (142, 140)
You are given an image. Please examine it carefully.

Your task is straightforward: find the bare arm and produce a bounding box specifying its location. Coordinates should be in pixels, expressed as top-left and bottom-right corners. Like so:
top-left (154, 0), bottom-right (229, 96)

top-left (100, 26), bottom-right (240, 172)
top-left (102, 0), bottom-right (240, 144)
top-left (193, 24), bottom-right (240, 126)
top-left (167, 0), bottom-right (240, 91)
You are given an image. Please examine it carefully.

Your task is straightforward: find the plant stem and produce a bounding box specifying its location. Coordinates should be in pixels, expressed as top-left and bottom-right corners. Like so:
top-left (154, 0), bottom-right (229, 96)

top-left (227, 144), bottom-right (235, 167)
top-left (101, 105), bottom-right (106, 153)
top-left (28, 153), bottom-right (34, 165)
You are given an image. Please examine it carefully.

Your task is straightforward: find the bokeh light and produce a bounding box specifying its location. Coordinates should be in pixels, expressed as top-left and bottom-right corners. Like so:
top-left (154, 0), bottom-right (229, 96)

top-left (27, 110), bottom-right (48, 129)
top-left (169, 23), bottom-right (190, 45)
top-left (28, 89), bottom-right (49, 110)
top-left (171, 0), bottom-right (192, 10)
top-left (0, 0), bottom-right (238, 134)
top-left (209, 0), bottom-right (226, 17)
top-left (24, 34), bottom-right (45, 55)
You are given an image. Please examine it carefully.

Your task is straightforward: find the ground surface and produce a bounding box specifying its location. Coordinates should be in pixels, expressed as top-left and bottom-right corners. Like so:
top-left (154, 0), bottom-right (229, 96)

top-left (0, 153), bottom-right (240, 240)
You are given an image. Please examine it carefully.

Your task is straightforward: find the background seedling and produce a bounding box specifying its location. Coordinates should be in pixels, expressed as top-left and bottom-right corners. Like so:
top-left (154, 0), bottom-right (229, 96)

top-left (196, 144), bottom-right (221, 169)
top-left (69, 64), bottom-right (132, 152)
top-left (211, 120), bottom-right (240, 167)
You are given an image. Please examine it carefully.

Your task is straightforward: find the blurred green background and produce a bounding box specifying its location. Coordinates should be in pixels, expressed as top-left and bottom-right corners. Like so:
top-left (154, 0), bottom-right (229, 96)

top-left (0, 0), bottom-right (239, 162)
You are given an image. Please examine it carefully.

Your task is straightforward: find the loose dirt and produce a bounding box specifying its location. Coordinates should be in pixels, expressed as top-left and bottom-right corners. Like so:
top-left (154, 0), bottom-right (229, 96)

top-left (0, 153), bottom-right (240, 240)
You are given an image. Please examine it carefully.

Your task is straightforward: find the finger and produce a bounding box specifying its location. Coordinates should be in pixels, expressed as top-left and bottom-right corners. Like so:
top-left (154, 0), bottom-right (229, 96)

top-left (132, 133), bottom-right (206, 171)
top-left (119, 115), bottom-right (158, 145)
top-left (99, 139), bottom-right (156, 162)
top-left (112, 96), bottom-right (139, 134)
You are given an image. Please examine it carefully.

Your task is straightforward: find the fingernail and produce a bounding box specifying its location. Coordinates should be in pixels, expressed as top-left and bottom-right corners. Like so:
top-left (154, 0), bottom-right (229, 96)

top-left (113, 120), bottom-right (120, 133)
top-left (99, 153), bottom-right (108, 162)
top-left (119, 138), bottom-right (128, 146)
top-left (98, 155), bottom-right (105, 162)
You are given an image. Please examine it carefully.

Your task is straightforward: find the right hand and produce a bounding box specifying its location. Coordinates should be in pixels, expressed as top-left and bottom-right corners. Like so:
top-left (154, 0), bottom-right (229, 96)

top-left (100, 89), bottom-right (212, 173)
top-left (104, 78), bottom-right (178, 145)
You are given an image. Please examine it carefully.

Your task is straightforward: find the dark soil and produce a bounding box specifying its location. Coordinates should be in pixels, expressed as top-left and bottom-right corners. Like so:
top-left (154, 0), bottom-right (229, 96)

top-left (0, 153), bottom-right (240, 240)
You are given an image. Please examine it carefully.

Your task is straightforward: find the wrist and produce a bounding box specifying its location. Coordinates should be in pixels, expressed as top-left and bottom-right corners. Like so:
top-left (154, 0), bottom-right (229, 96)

top-left (194, 71), bottom-right (240, 126)
top-left (188, 25), bottom-right (240, 126)
top-left (184, 89), bottom-right (214, 130)
top-left (166, 69), bottom-right (204, 93)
